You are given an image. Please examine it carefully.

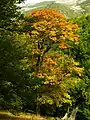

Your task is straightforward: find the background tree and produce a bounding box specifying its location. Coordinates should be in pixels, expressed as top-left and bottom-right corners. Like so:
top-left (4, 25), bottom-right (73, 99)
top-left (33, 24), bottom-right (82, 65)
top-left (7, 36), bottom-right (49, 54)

top-left (68, 15), bottom-right (90, 120)
top-left (0, 0), bottom-right (25, 111)
top-left (0, 0), bottom-right (24, 29)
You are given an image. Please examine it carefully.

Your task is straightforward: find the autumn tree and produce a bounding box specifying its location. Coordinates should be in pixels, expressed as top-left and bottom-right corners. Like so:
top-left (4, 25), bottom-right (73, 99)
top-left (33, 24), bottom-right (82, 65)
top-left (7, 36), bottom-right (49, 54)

top-left (22, 9), bottom-right (84, 115)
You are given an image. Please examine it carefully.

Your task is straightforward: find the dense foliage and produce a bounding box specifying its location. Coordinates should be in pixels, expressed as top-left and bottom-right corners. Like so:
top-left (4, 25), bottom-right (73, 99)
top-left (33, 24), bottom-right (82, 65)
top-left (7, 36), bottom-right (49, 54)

top-left (70, 15), bottom-right (90, 120)
top-left (0, 1), bottom-right (90, 120)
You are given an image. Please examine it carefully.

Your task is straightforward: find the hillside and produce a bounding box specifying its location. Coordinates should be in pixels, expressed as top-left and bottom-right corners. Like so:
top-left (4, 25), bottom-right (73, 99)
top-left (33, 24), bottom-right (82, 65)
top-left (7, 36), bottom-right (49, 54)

top-left (78, 0), bottom-right (90, 13)
top-left (22, 1), bottom-right (77, 17)
top-left (21, 0), bottom-right (90, 17)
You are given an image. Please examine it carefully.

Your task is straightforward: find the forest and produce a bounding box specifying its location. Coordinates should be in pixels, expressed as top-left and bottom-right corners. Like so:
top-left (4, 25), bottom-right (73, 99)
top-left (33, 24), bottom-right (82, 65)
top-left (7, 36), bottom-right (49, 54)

top-left (0, 0), bottom-right (90, 120)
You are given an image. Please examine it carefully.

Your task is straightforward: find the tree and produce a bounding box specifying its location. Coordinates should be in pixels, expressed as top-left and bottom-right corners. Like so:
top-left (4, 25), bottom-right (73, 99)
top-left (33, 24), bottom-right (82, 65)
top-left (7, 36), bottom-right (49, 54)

top-left (69, 15), bottom-right (90, 120)
top-left (0, 0), bottom-right (24, 29)
top-left (22, 9), bottom-right (83, 115)
top-left (0, 0), bottom-right (25, 111)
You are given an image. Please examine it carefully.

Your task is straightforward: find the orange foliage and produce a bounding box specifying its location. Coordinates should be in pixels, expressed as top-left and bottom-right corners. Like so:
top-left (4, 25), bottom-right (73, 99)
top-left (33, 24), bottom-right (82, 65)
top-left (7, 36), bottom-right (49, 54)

top-left (26, 9), bottom-right (79, 46)
top-left (24, 9), bottom-right (82, 85)
top-left (23, 9), bottom-right (84, 105)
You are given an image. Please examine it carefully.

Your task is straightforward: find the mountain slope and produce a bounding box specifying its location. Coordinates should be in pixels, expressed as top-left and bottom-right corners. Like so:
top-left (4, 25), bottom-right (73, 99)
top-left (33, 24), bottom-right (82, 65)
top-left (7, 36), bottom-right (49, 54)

top-left (21, 0), bottom-right (90, 17)
top-left (22, 1), bottom-right (76, 18)
top-left (78, 0), bottom-right (90, 13)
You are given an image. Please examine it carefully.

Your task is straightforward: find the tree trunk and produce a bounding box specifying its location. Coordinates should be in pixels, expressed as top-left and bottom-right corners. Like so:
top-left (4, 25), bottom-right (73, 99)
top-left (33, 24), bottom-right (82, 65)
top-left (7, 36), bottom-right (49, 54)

top-left (61, 107), bottom-right (78, 120)
top-left (68, 107), bottom-right (78, 120)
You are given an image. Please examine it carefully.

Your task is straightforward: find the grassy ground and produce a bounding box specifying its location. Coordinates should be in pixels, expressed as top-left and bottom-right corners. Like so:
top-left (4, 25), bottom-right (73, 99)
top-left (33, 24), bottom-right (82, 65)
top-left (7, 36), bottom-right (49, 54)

top-left (0, 111), bottom-right (60, 120)
top-left (0, 111), bottom-right (47, 120)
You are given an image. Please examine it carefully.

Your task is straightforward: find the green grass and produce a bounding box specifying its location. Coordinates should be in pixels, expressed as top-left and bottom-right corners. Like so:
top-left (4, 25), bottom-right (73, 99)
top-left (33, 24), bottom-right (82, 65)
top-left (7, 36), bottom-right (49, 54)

top-left (0, 110), bottom-right (61, 120)
top-left (0, 110), bottom-right (46, 120)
